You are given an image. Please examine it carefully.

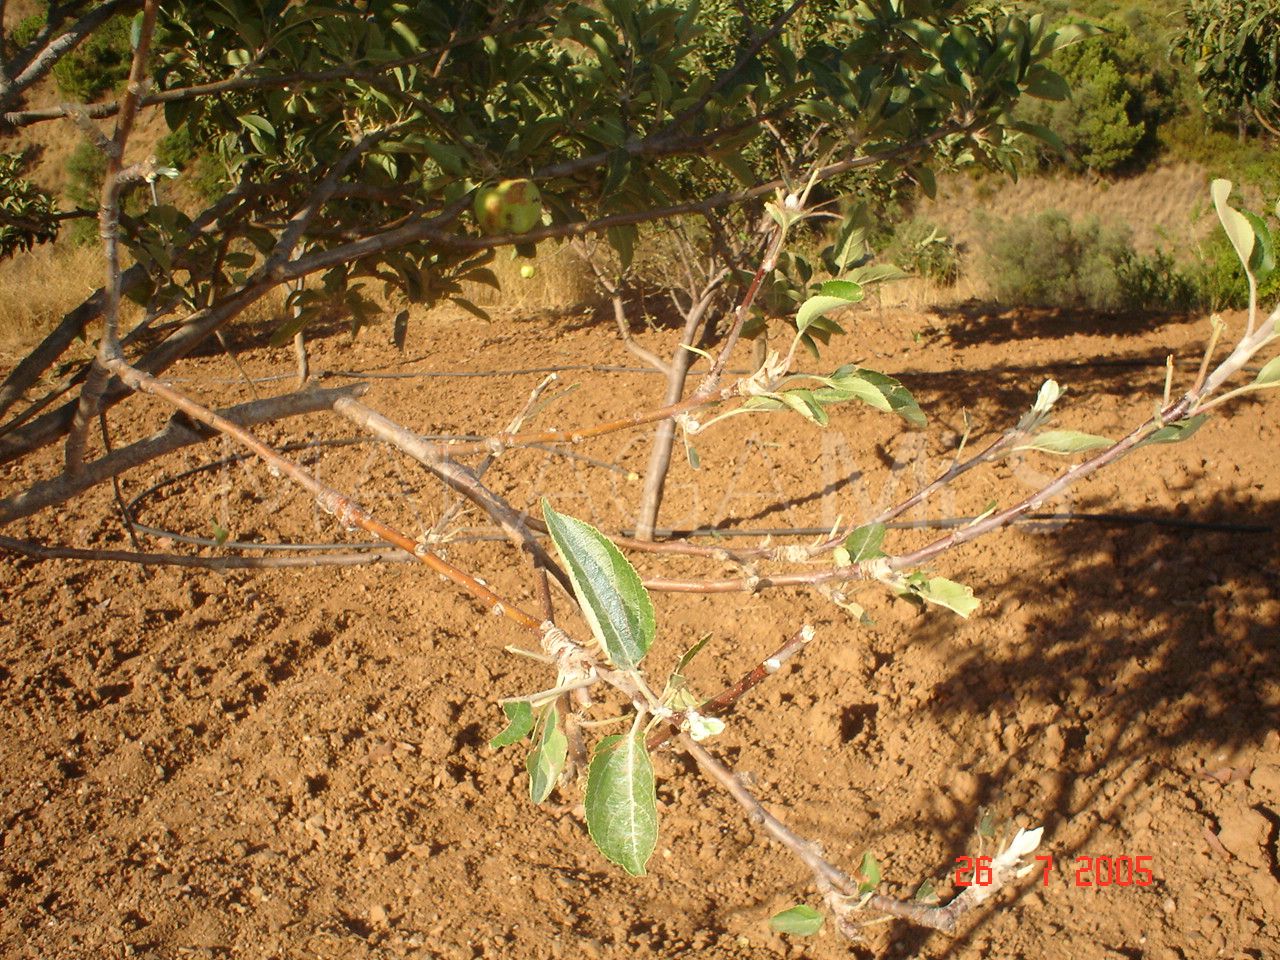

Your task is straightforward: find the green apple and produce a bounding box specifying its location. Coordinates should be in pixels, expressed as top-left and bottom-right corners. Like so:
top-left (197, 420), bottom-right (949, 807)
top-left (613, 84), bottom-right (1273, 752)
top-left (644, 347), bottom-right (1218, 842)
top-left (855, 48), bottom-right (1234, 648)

top-left (519, 264), bottom-right (537, 279)
top-left (473, 179), bottom-right (543, 234)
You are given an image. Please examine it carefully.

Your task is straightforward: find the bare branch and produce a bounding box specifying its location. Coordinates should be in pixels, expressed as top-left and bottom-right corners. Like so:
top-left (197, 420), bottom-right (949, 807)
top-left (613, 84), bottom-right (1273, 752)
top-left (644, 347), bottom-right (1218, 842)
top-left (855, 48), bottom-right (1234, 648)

top-left (0, 383), bottom-right (369, 526)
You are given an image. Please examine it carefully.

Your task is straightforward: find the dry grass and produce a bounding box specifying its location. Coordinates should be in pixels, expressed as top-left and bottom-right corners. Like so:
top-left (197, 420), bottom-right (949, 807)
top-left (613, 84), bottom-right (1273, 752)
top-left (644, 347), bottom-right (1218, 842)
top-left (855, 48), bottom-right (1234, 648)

top-left (460, 243), bottom-right (598, 313)
top-left (0, 242), bottom-right (103, 348)
top-left (919, 161), bottom-right (1216, 259)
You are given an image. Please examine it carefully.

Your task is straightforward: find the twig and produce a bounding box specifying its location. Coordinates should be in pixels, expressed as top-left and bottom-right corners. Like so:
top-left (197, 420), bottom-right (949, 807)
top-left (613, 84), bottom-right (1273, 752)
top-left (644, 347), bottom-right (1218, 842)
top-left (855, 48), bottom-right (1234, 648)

top-left (0, 537), bottom-right (405, 570)
top-left (681, 735), bottom-right (967, 934)
top-left (331, 396), bottom-right (573, 598)
top-left (647, 626), bottom-right (813, 751)
top-left (0, 384), bottom-right (370, 527)
top-left (101, 355), bottom-right (545, 631)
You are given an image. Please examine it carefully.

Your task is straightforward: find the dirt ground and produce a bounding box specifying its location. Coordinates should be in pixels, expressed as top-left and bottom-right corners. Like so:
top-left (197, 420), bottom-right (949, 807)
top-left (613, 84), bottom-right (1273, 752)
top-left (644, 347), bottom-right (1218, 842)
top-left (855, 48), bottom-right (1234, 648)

top-left (1, 299), bottom-right (1277, 960)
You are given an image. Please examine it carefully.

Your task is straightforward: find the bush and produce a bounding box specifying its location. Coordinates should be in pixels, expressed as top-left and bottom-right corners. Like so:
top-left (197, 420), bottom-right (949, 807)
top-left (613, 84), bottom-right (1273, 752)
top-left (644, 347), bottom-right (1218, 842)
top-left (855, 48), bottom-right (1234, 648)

top-left (1114, 248), bottom-right (1198, 311)
top-left (980, 210), bottom-right (1132, 309)
top-left (1187, 231), bottom-right (1280, 310)
top-left (1017, 19), bottom-right (1176, 174)
top-left (50, 13), bottom-right (131, 101)
top-left (883, 217), bottom-right (960, 285)
top-left (156, 127), bottom-right (225, 201)
top-left (63, 142), bottom-right (106, 246)
top-left (9, 14), bottom-right (44, 52)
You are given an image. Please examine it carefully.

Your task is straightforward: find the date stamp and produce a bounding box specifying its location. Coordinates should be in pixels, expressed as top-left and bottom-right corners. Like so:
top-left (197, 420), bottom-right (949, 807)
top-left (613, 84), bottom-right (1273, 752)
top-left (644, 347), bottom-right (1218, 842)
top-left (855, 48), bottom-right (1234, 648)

top-left (955, 854), bottom-right (1155, 888)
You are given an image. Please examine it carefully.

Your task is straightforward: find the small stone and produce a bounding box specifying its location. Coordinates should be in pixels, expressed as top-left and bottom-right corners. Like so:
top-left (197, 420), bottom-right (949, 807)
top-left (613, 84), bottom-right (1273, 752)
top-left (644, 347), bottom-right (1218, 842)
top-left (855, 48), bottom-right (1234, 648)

top-left (369, 904), bottom-right (389, 926)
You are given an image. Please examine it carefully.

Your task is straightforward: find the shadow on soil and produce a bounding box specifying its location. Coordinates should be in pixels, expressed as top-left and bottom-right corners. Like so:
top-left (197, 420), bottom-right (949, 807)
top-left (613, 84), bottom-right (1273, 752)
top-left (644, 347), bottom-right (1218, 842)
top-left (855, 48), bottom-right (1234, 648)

top-left (868, 489), bottom-right (1278, 956)
top-left (929, 300), bottom-right (1202, 350)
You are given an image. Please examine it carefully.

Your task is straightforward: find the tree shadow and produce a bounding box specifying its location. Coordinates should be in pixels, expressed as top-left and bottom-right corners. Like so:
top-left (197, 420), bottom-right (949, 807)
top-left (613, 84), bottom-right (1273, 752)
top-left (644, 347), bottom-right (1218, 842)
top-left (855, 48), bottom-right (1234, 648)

top-left (882, 489), bottom-right (1279, 953)
top-left (929, 300), bottom-right (1203, 349)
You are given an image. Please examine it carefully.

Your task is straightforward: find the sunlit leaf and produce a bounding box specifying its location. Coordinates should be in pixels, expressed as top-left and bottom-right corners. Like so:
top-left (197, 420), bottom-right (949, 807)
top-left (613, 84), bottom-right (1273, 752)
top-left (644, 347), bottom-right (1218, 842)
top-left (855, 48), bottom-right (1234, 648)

top-left (857, 851), bottom-right (882, 893)
top-left (1256, 356), bottom-right (1280, 385)
top-left (585, 731), bottom-right (657, 876)
top-left (916, 576), bottom-right (980, 618)
top-left (490, 701), bottom-right (534, 749)
top-left (1017, 430), bottom-right (1111, 455)
top-left (542, 500), bottom-right (655, 670)
top-left (769, 905), bottom-right (824, 936)
top-left (795, 280), bottom-right (862, 334)
top-left (1211, 179), bottom-right (1255, 276)
top-left (844, 522), bottom-right (887, 562)
top-left (527, 705), bottom-right (567, 804)
top-left (1138, 414), bottom-right (1208, 447)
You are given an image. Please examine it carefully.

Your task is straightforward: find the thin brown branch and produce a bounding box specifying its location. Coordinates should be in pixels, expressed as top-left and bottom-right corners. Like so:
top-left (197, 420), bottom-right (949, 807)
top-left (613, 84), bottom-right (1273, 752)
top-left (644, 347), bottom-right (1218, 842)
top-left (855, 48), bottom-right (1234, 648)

top-left (63, 0), bottom-right (160, 475)
top-left (681, 735), bottom-right (970, 935)
top-left (0, 383), bottom-right (370, 526)
top-left (331, 396), bottom-right (574, 598)
top-left (99, 355), bottom-right (545, 630)
top-left (0, 536), bottom-right (402, 569)
top-left (647, 625), bottom-right (813, 751)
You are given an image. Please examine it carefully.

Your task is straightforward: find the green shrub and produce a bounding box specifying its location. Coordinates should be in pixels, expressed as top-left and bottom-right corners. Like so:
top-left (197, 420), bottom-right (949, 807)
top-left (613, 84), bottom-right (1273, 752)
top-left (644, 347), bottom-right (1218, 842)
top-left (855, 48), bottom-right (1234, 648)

top-left (980, 210), bottom-right (1134, 310)
top-left (50, 13), bottom-right (131, 101)
top-left (9, 14), bottom-right (45, 52)
top-left (63, 142), bottom-right (106, 245)
top-left (883, 217), bottom-right (960, 285)
top-left (1114, 248), bottom-right (1198, 311)
top-left (156, 127), bottom-right (225, 200)
top-left (1187, 231), bottom-right (1280, 310)
top-left (1017, 19), bottom-right (1176, 174)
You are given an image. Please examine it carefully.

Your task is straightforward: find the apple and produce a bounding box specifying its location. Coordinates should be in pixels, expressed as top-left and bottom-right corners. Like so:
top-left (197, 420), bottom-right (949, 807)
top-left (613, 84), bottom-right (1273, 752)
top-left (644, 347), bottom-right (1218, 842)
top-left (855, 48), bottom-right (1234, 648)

top-left (473, 179), bottom-right (542, 234)
top-left (520, 264), bottom-right (537, 279)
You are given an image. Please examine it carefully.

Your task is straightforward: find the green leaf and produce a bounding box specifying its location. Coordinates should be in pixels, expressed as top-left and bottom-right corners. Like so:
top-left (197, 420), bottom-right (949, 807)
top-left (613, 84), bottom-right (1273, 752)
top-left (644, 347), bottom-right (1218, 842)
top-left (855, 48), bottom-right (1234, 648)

top-left (1243, 211), bottom-right (1276, 279)
top-left (211, 521), bottom-right (230, 546)
top-left (916, 577), bottom-right (980, 618)
top-left (237, 113), bottom-right (276, 139)
top-left (527, 705), bottom-right (567, 804)
top-left (607, 224), bottom-right (637, 272)
top-left (490, 701), bottom-right (534, 749)
top-left (769, 905), bottom-right (824, 936)
top-left (674, 634), bottom-right (711, 674)
top-left (1139, 414), bottom-right (1209, 447)
top-left (857, 851), bottom-right (882, 893)
top-left (1016, 430), bottom-right (1112, 455)
top-left (914, 878), bottom-right (940, 904)
top-left (815, 367), bottom-right (926, 427)
top-left (795, 280), bottom-right (862, 334)
top-left (844, 522), bottom-right (886, 562)
top-left (541, 500), bottom-right (655, 670)
top-left (1256, 356), bottom-right (1280, 386)
top-left (1211, 179), bottom-right (1255, 276)
top-left (584, 732), bottom-right (658, 876)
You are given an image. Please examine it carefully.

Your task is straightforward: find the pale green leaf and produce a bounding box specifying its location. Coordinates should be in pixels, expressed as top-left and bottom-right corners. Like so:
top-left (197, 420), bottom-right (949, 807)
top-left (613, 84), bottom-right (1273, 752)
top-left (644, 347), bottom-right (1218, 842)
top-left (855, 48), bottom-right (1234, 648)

top-left (542, 500), bottom-right (655, 670)
top-left (844, 522), bottom-right (886, 562)
top-left (1256, 356), bottom-right (1280, 385)
top-left (917, 577), bottom-right (980, 618)
top-left (1137, 414), bottom-right (1208, 447)
top-left (1017, 430), bottom-right (1112, 455)
top-left (585, 732), bottom-right (658, 876)
top-left (674, 634), bottom-right (711, 674)
top-left (769, 905), bottom-right (824, 936)
top-left (1211, 179), bottom-right (1255, 276)
top-left (914, 878), bottom-right (940, 904)
top-left (490, 701), bottom-right (534, 749)
top-left (527, 705), bottom-right (567, 804)
top-left (795, 280), bottom-right (862, 334)
top-left (857, 851), bottom-right (882, 893)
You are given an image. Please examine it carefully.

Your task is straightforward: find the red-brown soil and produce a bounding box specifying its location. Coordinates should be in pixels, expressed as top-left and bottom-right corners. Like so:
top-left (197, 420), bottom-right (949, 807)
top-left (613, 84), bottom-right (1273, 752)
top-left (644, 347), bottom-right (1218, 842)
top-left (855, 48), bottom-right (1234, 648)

top-left (1, 301), bottom-right (1278, 959)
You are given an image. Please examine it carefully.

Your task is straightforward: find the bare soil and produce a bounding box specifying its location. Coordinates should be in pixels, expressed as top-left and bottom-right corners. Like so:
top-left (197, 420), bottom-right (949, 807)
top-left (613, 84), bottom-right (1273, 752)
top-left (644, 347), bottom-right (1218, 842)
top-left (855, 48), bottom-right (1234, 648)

top-left (1, 301), bottom-right (1278, 959)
